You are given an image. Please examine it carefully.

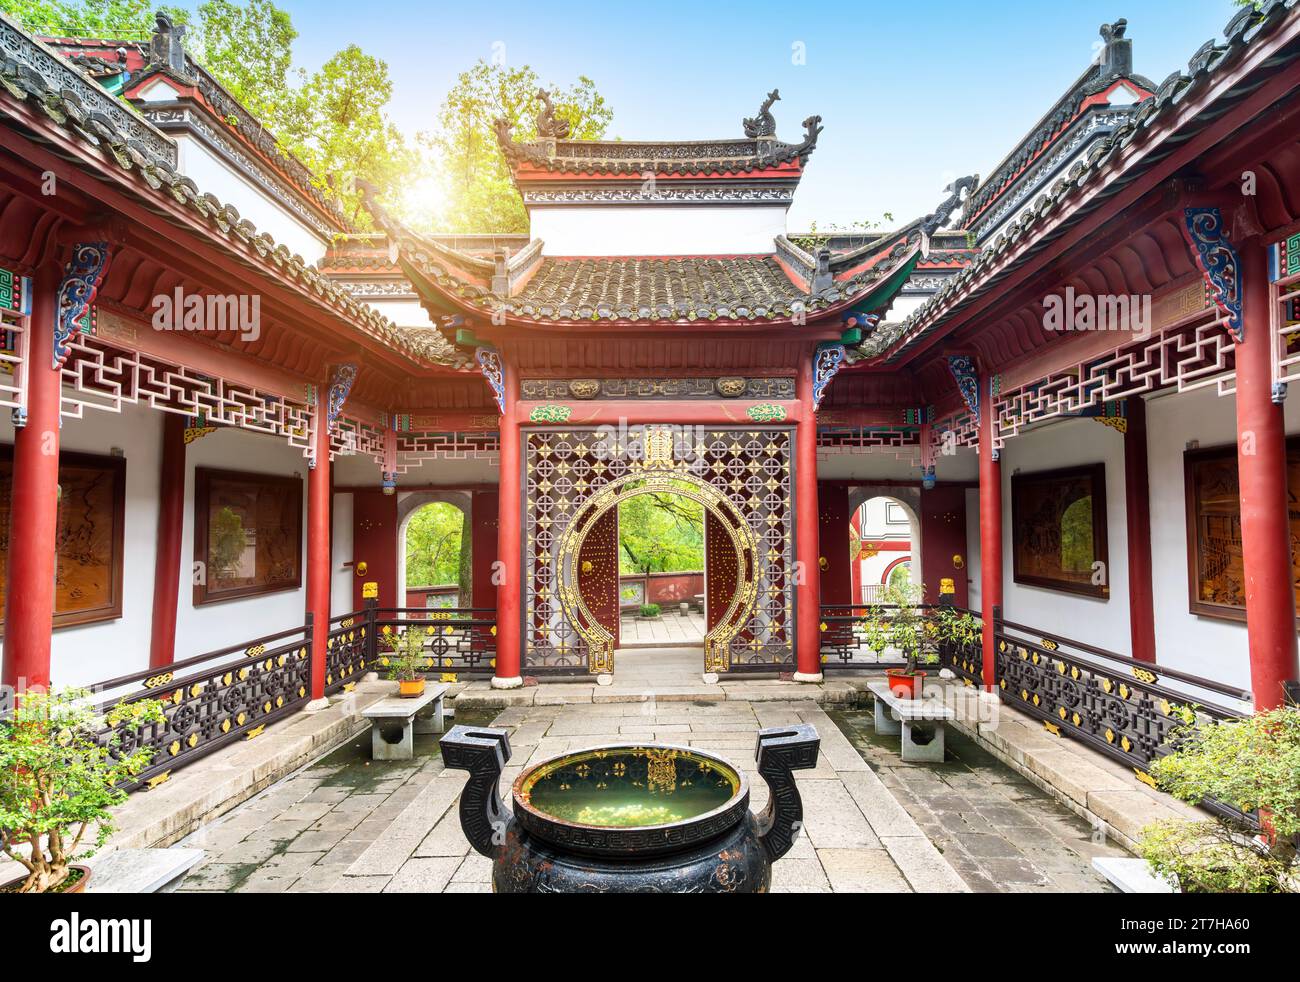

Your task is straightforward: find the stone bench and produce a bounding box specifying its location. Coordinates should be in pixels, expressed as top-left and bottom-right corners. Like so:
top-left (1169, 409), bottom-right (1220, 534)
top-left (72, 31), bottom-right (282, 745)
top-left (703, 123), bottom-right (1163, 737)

top-left (867, 681), bottom-right (954, 763)
top-left (361, 684), bottom-right (449, 761)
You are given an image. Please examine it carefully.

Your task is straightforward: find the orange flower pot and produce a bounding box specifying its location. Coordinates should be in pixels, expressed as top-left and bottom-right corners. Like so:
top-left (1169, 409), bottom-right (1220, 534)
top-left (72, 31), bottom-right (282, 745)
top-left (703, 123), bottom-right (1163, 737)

top-left (885, 669), bottom-right (925, 700)
top-left (399, 678), bottom-right (426, 698)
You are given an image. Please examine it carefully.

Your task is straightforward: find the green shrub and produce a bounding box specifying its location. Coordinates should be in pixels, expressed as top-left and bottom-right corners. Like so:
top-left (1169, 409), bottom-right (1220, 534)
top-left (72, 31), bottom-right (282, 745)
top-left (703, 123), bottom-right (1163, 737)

top-left (639, 603), bottom-right (662, 618)
top-left (1138, 705), bottom-right (1300, 893)
top-left (1, 689), bottom-right (166, 893)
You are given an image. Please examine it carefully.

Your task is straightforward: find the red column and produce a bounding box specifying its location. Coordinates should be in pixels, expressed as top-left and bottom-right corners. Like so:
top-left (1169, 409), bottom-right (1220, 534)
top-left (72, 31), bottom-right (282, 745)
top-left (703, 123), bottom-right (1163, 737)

top-left (794, 356), bottom-right (822, 681)
top-left (1124, 397), bottom-right (1157, 664)
top-left (1236, 242), bottom-right (1299, 710)
top-left (493, 363), bottom-right (523, 688)
top-left (2, 260), bottom-right (62, 694)
top-left (148, 412), bottom-right (186, 668)
top-left (978, 370), bottom-right (1002, 691)
top-left (306, 405), bottom-right (332, 704)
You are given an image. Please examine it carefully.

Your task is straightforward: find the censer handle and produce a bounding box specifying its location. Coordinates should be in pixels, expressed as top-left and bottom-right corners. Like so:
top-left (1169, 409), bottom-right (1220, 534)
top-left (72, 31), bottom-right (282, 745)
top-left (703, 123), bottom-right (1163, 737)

top-left (439, 726), bottom-right (513, 859)
top-left (754, 723), bottom-right (820, 862)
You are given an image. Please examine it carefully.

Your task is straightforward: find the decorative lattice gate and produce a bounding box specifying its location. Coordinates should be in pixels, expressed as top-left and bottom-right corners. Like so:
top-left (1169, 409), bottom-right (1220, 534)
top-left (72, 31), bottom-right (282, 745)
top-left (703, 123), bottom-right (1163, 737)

top-left (523, 425), bottom-right (795, 674)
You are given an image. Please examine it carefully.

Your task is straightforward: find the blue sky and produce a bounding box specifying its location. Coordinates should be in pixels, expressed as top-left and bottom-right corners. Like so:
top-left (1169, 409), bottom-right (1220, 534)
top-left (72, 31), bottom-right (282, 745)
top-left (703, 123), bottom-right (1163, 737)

top-left (271, 0), bottom-right (1238, 229)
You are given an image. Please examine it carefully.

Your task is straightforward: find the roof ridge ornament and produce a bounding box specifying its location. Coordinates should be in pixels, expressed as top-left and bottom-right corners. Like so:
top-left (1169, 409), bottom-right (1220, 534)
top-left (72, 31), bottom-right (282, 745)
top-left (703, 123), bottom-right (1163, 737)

top-left (535, 88), bottom-right (571, 140)
top-left (919, 175), bottom-right (979, 250)
top-left (744, 89), bottom-right (780, 139)
top-left (1098, 17), bottom-right (1133, 78)
top-left (148, 12), bottom-right (188, 75)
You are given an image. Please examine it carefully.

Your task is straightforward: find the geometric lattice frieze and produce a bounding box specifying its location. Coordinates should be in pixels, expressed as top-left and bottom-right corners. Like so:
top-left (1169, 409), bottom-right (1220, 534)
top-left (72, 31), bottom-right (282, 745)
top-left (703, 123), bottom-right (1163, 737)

top-left (391, 431), bottom-right (501, 472)
top-left (0, 307), bottom-right (29, 420)
top-left (995, 313), bottom-right (1235, 441)
top-left (816, 426), bottom-right (921, 464)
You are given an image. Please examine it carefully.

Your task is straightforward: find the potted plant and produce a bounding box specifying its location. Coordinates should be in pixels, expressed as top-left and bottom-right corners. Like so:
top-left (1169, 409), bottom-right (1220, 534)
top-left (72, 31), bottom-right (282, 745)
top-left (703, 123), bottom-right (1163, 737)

top-left (882, 581), bottom-right (936, 698)
top-left (1138, 705), bottom-right (1300, 893)
top-left (1, 688), bottom-right (165, 893)
top-left (932, 605), bottom-right (982, 657)
top-left (382, 627), bottom-right (429, 697)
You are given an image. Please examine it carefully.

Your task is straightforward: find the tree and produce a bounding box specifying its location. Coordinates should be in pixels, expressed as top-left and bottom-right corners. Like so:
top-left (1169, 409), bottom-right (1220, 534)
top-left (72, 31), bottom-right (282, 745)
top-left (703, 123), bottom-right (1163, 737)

top-left (405, 502), bottom-right (466, 591)
top-left (426, 61), bottom-right (613, 232)
top-left (182, 0), bottom-right (296, 131)
top-left (281, 44), bottom-right (415, 224)
top-left (2, 0), bottom-right (412, 227)
top-left (618, 492), bottom-right (704, 575)
top-left (0, 0), bottom-right (166, 37)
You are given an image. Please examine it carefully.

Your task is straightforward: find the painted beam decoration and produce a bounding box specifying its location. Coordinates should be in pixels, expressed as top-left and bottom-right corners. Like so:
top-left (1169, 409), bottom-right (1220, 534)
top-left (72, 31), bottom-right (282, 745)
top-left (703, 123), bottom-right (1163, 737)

top-left (1181, 207), bottom-right (1243, 342)
top-left (476, 347), bottom-right (505, 414)
top-left (1270, 231), bottom-right (1300, 283)
top-left (947, 354), bottom-right (980, 423)
top-left (326, 362), bottom-right (357, 433)
top-left (811, 343), bottom-right (846, 411)
top-left (55, 242), bottom-right (110, 368)
top-left (0, 266), bottom-right (31, 315)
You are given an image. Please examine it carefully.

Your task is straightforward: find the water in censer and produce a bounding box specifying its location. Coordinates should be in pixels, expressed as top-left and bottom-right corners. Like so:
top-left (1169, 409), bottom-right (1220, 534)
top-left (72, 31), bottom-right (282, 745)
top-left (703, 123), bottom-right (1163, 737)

top-left (521, 747), bottom-right (738, 828)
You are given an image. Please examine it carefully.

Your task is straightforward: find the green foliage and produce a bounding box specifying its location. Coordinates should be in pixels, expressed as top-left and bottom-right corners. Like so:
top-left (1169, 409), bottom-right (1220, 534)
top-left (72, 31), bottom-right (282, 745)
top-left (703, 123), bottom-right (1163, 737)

top-left (0, 0), bottom-right (165, 37)
top-left (932, 605), bottom-right (982, 649)
top-left (790, 216), bottom-right (894, 253)
top-left (184, 0), bottom-right (294, 127)
top-left (861, 616), bottom-right (890, 657)
top-left (618, 491), bottom-right (704, 575)
top-left (1060, 495), bottom-right (1094, 573)
top-left (4, 0), bottom-right (412, 226)
top-left (1139, 819), bottom-right (1291, 894)
top-left (404, 502), bottom-right (465, 589)
top-left (0, 689), bottom-right (166, 893)
top-left (380, 627), bottom-right (428, 681)
top-left (639, 603), bottom-right (661, 619)
top-left (1139, 706), bottom-right (1300, 893)
top-left (426, 61), bottom-right (613, 232)
top-left (878, 580), bottom-right (937, 674)
top-left (1150, 706), bottom-right (1300, 849)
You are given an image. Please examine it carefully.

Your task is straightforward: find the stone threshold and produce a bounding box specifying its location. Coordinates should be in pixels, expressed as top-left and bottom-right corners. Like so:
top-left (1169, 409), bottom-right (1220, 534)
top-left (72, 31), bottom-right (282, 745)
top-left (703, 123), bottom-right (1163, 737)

top-left (934, 684), bottom-right (1208, 854)
top-left (452, 677), bottom-right (867, 709)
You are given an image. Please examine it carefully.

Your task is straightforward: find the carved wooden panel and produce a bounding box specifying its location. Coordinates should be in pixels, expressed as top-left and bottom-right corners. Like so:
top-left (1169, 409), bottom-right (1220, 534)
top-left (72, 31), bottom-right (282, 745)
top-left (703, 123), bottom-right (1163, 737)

top-left (0, 448), bottom-right (125, 629)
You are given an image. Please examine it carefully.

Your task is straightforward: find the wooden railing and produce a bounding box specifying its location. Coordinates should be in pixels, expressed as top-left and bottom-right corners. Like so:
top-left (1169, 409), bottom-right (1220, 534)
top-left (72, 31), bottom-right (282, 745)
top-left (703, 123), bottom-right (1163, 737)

top-left (92, 619), bottom-right (315, 791)
top-left (83, 600), bottom-right (500, 792)
top-left (990, 606), bottom-right (1254, 825)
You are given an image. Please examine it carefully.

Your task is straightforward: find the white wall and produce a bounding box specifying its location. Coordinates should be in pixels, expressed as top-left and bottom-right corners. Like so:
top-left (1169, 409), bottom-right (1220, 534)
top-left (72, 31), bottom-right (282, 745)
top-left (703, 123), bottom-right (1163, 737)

top-left (0, 402), bottom-right (361, 688)
top-left (998, 417), bottom-right (1129, 652)
top-left (1145, 386), bottom-right (1300, 693)
top-left (173, 135), bottom-right (328, 265)
top-left (530, 205), bottom-right (788, 256)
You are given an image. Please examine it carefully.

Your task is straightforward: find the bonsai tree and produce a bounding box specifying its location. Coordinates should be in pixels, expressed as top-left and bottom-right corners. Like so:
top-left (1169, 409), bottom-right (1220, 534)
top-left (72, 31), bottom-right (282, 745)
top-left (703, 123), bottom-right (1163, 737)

top-left (882, 580), bottom-right (935, 675)
top-left (1138, 705), bottom-right (1300, 893)
top-left (0, 689), bottom-right (165, 893)
top-left (380, 627), bottom-right (430, 682)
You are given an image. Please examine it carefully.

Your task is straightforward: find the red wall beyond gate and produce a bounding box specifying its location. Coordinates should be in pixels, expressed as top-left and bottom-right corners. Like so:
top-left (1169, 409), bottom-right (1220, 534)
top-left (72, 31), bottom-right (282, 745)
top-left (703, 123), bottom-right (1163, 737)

top-left (352, 491), bottom-right (399, 610)
top-left (920, 485), bottom-right (969, 609)
top-left (817, 483), bottom-right (853, 606)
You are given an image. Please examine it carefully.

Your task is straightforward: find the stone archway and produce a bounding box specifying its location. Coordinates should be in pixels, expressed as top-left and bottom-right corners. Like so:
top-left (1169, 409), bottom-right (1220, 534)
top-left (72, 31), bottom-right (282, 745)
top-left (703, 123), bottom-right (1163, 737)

top-left (848, 487), bottom-right (922, 601)
top-left (555, 471), bottom-right (759, 675)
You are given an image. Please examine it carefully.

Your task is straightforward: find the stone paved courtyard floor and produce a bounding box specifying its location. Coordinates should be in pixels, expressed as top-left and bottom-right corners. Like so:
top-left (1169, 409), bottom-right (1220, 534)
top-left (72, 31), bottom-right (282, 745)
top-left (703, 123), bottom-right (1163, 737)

top-left (174, 691), bottom-right (1126, 893)
top-left (618, 609), bottom-right (705, 646)
top-left (829, 709), bottom-right (1125, 893)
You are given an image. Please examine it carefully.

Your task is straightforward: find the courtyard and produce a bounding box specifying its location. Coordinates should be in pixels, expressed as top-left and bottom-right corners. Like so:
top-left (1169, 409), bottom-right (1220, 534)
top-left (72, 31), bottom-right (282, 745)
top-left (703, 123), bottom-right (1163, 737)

top-left (0, 0), bottom-right (1298, 919)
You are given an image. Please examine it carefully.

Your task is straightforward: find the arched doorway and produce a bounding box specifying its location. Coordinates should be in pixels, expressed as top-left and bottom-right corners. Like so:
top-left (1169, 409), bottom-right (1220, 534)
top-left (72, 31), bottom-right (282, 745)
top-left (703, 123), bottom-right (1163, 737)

top-left (555, 471), bottom-right (758, 676)
top-left (397, 492), bottom-right (472, 611)
top-left (849, 491), bottom-right (921, 604)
